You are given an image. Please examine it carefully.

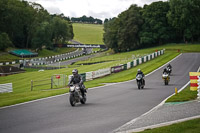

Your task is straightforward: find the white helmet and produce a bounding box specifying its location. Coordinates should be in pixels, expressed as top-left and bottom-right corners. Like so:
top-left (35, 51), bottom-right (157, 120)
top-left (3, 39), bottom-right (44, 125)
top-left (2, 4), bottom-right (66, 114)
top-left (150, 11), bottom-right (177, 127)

top-left (72, 69), bottom-right (78, 75)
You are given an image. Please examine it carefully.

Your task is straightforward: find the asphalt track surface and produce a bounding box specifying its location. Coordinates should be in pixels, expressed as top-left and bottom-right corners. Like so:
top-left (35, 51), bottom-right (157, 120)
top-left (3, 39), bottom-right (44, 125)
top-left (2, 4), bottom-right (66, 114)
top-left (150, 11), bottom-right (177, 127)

top-left (0, 53), bottom-right (200, 133)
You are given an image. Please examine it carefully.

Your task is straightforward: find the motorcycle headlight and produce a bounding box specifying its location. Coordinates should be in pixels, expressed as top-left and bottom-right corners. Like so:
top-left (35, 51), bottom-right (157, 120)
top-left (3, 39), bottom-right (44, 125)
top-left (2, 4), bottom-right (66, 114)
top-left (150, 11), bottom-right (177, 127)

top-left (70, 86), bottom-right (75, 91)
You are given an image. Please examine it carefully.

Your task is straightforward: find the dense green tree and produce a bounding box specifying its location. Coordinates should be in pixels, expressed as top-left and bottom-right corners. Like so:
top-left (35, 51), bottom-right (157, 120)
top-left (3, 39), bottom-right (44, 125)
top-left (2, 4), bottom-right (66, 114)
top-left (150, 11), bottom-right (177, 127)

top-left (31, 22), bottom-right (52, 51)
top-left (117, 5), bottom-right (143, 51)
top-left (71, 15), bottom-right (102, 24)
top-left (103, 5), bottom-right (143, 52)
top-left (51, 17), bottom-right (73, 44)
top-left (103, 18), bottom-right (119, 52)
top-left (167, 0), bottom-right (200, 43)
top-left (140, 1), bottom-right (175, 46)
top-left (0, 33), bottom-right (13, 51)
top-left (0, 0), bottom-right (74, 51)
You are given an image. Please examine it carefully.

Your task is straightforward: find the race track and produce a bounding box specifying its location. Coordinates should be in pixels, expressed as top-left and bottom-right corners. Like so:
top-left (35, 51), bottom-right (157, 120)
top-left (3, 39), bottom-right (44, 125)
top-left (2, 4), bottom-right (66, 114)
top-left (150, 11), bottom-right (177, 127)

top-left (0, 53), bottom-right (199, 133)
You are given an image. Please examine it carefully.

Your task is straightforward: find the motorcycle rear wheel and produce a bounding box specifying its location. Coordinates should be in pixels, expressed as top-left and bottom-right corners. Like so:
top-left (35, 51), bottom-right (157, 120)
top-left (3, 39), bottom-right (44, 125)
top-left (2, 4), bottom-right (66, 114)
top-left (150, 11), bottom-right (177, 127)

top-left (165, 80), bottom-right (168, 85)
top-left (80, 94), bottom-right (86, 104)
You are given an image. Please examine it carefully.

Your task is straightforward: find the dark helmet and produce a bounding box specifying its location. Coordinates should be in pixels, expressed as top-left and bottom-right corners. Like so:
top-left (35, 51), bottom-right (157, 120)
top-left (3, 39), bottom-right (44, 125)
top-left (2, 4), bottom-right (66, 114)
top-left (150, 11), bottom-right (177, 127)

top-left (72, 69), bottom-right (78, 76)
top-left (164, 68), bottom-right (167, 71)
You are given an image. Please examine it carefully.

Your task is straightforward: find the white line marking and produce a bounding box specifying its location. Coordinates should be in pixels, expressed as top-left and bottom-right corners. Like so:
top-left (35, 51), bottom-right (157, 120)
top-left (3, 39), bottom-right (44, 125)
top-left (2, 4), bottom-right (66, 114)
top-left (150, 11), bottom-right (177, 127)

top-left (0, 53), bottom-right (182, 110)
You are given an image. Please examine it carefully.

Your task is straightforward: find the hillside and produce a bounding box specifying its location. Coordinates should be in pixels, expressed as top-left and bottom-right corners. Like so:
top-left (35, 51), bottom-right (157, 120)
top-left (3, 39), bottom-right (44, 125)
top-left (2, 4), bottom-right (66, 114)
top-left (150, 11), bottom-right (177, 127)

top-left (73, 23), bottom-right (104, 44)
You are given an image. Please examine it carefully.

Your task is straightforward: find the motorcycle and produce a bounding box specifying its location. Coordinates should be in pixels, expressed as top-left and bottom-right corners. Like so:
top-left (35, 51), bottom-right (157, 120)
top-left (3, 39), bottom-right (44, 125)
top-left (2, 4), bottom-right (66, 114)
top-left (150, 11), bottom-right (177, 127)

top-left (136, 74), bottom-right (145, 89)
top-left (162, 72), bottom-right (170, 85)
top-left (166, 67), bottom-right (172, 75)
top-left (69, 84), bottom-right (86, 106)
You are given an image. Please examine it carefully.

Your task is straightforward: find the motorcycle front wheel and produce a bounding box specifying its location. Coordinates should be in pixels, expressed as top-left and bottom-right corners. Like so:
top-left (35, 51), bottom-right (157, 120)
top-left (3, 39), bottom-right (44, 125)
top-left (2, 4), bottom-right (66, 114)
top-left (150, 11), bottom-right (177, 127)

top-left (69, 94), bottom-right (76, 106)
top-left (137, 82), bottom-right (141, 89)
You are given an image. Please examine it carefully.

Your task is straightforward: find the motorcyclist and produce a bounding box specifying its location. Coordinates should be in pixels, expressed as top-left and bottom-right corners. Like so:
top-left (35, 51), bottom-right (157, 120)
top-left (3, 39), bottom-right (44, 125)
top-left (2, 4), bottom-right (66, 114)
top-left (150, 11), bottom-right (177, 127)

top-left (163, 68), bottom-right (168, 74)
top-left (166, 64), bottom-right (172, 74)
top-left (68, 69), bottom-right (86, 97)
top-left (167, 64), bottom-right (172, 69)
top-left (136, 69), bottom-right (145, 85)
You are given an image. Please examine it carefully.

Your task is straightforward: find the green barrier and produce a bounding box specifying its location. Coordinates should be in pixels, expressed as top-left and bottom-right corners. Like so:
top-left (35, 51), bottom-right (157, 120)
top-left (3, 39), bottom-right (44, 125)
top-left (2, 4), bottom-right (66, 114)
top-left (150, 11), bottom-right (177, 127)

top-left (142, 57), bottom-right (144, 63)
top-left (80, 73), bottom-right (86, 82)
top-left (137, 59), bottom-right (139, 65)
top-left (124, 64), bottom-right (127, 70)
top-left (131, 61), bottom-right (134, 67)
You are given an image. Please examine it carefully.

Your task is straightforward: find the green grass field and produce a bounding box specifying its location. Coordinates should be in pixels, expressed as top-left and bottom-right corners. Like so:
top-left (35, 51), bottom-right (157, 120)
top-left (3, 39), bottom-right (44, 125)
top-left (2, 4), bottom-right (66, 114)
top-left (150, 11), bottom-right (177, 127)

top-left (0, 44), bottom-right (200, 107)
top-left (73, 23), bottom-right (104, 44)
top-left (137, 118), bottom-right (200, 133)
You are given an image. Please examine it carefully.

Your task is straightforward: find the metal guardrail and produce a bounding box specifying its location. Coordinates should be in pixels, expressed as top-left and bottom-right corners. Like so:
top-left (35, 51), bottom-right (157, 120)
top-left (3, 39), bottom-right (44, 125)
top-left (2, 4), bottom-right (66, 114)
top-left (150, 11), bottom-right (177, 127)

top-left (31, 78), bottom-right (52, 91)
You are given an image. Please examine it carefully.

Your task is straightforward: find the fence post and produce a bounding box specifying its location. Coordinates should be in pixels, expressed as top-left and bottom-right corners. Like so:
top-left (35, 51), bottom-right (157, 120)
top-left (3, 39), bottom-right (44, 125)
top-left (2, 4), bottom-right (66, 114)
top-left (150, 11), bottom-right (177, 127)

top-left (51, 76), bottom-right (53, 89)
top-left (31, 80), bottom-right (33, 91)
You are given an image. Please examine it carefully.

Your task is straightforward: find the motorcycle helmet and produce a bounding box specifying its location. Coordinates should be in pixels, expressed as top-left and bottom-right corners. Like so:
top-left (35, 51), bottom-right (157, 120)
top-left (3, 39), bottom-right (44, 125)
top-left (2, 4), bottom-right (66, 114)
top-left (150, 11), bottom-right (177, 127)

top-left (72, 69), bottom-right (78, 76)
top-left (137, 69), bottom-right (141, 73)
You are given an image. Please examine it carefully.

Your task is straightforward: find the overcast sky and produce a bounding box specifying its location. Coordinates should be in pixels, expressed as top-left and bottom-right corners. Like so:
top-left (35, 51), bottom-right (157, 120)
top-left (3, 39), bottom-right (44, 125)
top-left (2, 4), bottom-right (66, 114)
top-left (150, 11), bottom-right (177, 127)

top-left (25, 0), bottom-right (167, 20)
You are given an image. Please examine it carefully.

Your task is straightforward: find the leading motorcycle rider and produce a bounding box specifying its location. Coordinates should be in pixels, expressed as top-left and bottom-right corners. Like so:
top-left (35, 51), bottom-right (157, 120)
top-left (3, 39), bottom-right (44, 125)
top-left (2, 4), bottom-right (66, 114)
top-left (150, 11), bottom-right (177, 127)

top-left (136, 69), bottom-right (145, 85)
top-left (68, 69), bottom-right (86, 97)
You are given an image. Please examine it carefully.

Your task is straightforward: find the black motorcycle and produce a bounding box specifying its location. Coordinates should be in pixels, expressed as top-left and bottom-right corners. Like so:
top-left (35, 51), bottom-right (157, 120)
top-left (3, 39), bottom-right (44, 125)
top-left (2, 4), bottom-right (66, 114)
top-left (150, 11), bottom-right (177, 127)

top-left (69, 84), bottom-right (86, 106)
top-left (136, 74), bottom-right (145, 89)
top-left (166, 66), bottom-right (172, 75)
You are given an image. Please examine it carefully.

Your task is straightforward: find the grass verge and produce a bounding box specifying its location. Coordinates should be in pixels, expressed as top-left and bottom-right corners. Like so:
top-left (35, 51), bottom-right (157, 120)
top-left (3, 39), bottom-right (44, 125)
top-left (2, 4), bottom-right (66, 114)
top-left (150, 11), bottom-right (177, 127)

top-left (166, 85), bottom-right (198, 102)
top-left (137, 118), bottom-right (200, 133)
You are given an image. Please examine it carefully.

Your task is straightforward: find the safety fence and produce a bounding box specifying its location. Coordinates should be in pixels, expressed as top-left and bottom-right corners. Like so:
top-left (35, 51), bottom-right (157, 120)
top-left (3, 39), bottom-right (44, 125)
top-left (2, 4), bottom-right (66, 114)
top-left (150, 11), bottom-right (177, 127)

top-left (31, 74), bottom-right (67, 91)
top-left (0, 83), bottom-right (13, 93)
top-left (69, 50), bottom-right (165, 82)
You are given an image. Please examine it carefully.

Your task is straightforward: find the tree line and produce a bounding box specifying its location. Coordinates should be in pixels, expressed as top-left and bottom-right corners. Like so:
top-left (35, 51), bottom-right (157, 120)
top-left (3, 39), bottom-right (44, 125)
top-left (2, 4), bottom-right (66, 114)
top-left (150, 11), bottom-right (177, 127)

top-left (103, 0), bottom-right (200, 53)
top-left (0, 0), bottom-right (74, 51)
top-left (71, 15), bottom-right (103, 24)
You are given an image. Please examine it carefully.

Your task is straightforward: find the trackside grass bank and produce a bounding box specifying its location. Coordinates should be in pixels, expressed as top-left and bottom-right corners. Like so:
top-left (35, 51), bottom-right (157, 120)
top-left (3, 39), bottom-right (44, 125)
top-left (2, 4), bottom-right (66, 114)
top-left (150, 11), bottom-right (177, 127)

top-left (136, 118), bottom-right (200, 133)
top-left (166, 85), bottom-right (198, 102)
top-left (0, 44), bottom-right (200, 107)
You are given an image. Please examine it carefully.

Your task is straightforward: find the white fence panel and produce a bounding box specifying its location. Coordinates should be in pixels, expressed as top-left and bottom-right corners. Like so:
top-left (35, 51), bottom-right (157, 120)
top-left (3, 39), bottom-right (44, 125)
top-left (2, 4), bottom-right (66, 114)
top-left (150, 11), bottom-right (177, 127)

top-left (133, 60), bottom-right (137, 66)
top-left (127, 62), bottom-right (131, 69)
top-left (0, 83), bottom-right (13, 93)
top-left (86, 72), bottom-right (93, 81)
top-left (139, 58), bottom-right (142, 64)
top-left (148, 55), bottom-right (151, 61)
top-left (144, 56), bottom-right (147, 62)
top-left (92, 68), bottom-right (111, 79)
top-left (152, 53), bottom-right (155, 59)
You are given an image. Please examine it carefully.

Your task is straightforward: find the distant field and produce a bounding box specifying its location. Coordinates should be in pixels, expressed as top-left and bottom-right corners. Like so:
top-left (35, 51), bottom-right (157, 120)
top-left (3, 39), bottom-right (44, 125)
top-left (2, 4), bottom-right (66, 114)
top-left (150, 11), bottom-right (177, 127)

top-left (73, 23), bottom-right (104, 44)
